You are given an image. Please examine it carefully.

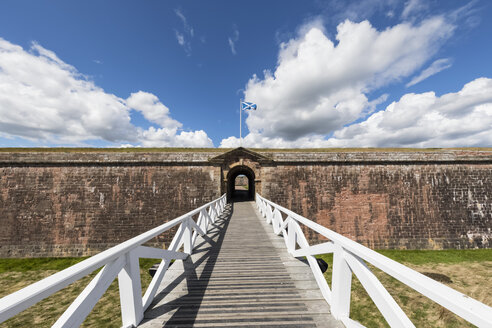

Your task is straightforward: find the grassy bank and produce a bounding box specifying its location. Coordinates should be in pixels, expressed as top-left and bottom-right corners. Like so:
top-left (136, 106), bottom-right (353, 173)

top-left (0, 257), bottom-right (157, 327)
top-left (317, 249), bottom-right (492, 327)
top-left (0, 249), bottom-right (490, 327)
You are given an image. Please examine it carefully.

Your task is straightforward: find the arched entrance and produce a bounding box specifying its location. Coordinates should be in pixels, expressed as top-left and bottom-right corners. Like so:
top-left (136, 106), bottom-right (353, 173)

top-left (227, 165), bottom-right (255, 202)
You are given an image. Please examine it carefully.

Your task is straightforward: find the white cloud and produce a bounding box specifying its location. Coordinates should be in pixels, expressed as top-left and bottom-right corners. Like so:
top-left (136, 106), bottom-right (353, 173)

top-left (326, 0), bottom-right (399, 24)
top-left (221, 78), bottom-right (492, 148)
top-left (175, 30), bottom-right (185, 46)
top-left (127, 91), bottom-right (181, 130)
top-left (0, 37), bottom-right (213, 148)
top-left (235, 17), bottom-right (454, 145)
top-left (406, 58), bottom-right (452, 87)
top-left (329, 78), bottom-right (492, 147)
top-left (174, 8), bottom-right (194, 56)
top-left (401, 0), bottom-right (427, 20)
top-left (228, 25), bottom-right (239, 55)
top-left (175, 8), bottom-right (194, 37)
top-left (138, 127), bottom-right (212, 148)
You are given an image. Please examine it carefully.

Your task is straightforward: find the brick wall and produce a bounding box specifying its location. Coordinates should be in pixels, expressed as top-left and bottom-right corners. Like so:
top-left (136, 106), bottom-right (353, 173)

top-left (0, 152), bottom-right (221, 257)
top-left (260, 153), bottom-right (492, 249)
top-left (0, 149), bottom-right (491, 257)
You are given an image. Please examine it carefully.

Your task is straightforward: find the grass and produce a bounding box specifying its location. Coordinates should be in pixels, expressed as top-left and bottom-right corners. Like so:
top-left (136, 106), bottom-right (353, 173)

top-left (316, 249), bottom-right (492, 327)
top-left (0, 147), bottom-right (491, 153)
top-left (0, 257), bottom-right (158, 327)
top-left (0, 249), bottom-right (491, 327)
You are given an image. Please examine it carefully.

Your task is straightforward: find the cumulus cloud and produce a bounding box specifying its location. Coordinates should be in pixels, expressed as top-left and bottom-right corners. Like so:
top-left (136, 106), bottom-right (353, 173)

top-left (221, 78), bottom-right (492, 148)
top-left (234, 17), bottom-right (454, 145)
top-left (406, 58), bottom-right (453, 87)
top-left (126, 91), bottom-right (181, 130)
top-left (0, 37), bottom-right (213, 147)
top-left (329, 78), bottom-right (492, 147)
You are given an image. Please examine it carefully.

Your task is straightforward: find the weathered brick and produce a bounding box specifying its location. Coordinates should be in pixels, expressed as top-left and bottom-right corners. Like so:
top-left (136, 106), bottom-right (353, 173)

top-left (0, 148), bottom-right (491, 257)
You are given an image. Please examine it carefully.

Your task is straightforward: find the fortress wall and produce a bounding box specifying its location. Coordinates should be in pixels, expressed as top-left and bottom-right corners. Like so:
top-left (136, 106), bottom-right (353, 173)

top-left (260, 151), bottom-right (492, 249)
top-left (0, 149), bottom-right (491, 257)
top-left (0, 152), bottom-right (221, 257)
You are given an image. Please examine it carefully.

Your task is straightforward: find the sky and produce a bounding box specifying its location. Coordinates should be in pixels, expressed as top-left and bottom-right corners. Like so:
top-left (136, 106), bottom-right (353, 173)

top-left (0, 0), bottom-right (491, 148)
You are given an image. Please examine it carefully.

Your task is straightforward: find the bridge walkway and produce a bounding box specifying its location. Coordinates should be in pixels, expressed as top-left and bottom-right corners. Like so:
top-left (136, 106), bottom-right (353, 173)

top-left (139, 201), bottom-right (342, 328)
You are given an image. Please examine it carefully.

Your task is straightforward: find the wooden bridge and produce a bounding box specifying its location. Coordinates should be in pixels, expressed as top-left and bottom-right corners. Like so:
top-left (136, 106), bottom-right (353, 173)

top-left (140, 201), bottom-right (342, 328)
top-left (0, 194), bottom-right (491, 327)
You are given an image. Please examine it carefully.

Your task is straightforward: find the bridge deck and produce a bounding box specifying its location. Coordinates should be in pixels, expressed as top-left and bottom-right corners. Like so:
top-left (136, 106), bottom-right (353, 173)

top-left (139, 201), bottom-right (342, 328)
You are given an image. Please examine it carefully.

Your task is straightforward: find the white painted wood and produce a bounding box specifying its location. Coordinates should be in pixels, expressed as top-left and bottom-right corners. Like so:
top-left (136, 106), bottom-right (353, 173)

top-left (272, 208), bottom-right (282, 235)
top-left (344, 251), bottom-right (414, 327)
top-left (198, 209), bottom-right (207, 233)
top-left (118, 249), bottom-right (144, 328)
top-left (134, 246), bottom-right (187, 260)
top-left (188, 217), bottom-right (205, 237)
top-left (287, 218), bottom-right (296, 253)
top-left (292, 241), bottom-right (335, 257)
top-left (191, 212), bottom-right (203, 246)
top-left (0, 194), bottom-right (226, 325)
top-left (280, 216), bottom-right (290, 250)
top-left (291, 220), bottom-right (333, 304)
top-left (331, 244), bottom-right (352, 320)
top-left (208, 206), bottom-right (215, 223)
top-left (52, 256), bottom-right (125, 328)
top-left (183, 217), bottom-right (192, 255)
top-left (340, 316), bottom-right (366, 328)
top-left (256, 194), bottom-right (492, 327)
top-left (190, 216), bottom-right (206, 250)
top-left (266, 204), bottom-right (273, 224)
top-left (141, 219), bottom-right (187, 311)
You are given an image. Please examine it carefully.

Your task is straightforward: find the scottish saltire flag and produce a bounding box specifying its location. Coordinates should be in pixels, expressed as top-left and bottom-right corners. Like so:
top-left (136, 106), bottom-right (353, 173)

top-left (241, 101), bottom-right (257, 110)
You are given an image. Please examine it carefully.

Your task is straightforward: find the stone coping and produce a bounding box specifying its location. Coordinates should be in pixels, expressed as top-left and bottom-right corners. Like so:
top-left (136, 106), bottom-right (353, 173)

top-left (0, 148), bottom-right (491, 165)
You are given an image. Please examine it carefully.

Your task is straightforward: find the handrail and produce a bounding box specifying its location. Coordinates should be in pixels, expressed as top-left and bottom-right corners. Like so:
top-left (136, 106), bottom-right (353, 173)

top-left (256, 193), bottom-right (492, 328)
top-left (0, 194), bottom-right (227, 327)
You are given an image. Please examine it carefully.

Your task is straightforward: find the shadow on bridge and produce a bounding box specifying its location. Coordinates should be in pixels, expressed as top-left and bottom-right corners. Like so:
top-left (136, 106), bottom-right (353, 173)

top-left (230, 189), bottom-right (253, 202)
top-left (140, 203), bottom-right (234, 327)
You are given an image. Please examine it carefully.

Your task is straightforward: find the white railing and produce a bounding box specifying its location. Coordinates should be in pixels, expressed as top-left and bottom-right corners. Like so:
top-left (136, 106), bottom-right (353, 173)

top-left (256, 194), bottom-right (492, 328)
top-left (0, 194), bottom-right (227, 328)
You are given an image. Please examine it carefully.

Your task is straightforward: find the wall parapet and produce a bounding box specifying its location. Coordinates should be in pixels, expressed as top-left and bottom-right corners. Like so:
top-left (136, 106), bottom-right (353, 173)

top-left (260, 150), bottom-right (492, 164)
top-left (0, 152), bottom-right (218, 166)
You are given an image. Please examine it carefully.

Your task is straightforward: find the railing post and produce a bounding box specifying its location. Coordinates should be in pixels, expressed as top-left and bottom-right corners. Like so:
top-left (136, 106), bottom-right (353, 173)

top-left (183, 217), bottom-right (193, 255)
top-left (208, 206), bottom-right (216, 223)
top-left (287, 218), bottom-right (296, 253)
top-left (266, 205), bottom-right (273, 224)
top-left (118, 249), bottom-right (144, 327)
top-left (331, 243), bottom-right (352, 320)
top-left (199, 209), bottom-right (208, 233)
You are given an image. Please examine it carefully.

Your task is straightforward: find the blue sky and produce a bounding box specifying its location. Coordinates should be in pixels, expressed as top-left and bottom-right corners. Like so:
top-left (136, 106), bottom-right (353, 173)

top-left (0, 0), bottom-right (491, 148)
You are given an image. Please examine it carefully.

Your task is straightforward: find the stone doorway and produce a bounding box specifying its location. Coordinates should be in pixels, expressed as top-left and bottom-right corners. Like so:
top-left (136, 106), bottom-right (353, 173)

top-left (227, 165), bottom-right (255, 202)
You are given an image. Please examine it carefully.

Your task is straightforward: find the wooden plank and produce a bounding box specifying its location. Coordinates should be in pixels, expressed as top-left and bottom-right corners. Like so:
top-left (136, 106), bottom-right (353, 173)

top-left (140, 202), bottom-right (343, 328)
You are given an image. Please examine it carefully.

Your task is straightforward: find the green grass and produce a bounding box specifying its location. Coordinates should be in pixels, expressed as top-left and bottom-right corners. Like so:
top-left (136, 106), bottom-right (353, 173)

top-left (0, 257), bottom-right (159, 327)
top-left (0, 257), bottom-right (89, 273)
top-left (316, 249), bottom-right (492, 327)
top-left (1, 249), bottom-right (491, 327)
top-left (376, 248), bottom-right (492, 265)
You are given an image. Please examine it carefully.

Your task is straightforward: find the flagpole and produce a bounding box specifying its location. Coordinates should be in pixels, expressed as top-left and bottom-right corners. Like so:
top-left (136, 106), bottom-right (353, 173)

top-left (239, 98), bottom-right (242, 146)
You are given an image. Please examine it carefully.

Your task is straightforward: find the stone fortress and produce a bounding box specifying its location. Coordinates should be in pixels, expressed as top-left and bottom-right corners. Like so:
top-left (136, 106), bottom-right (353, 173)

top-left (0, 147), bottom-right (491, 257)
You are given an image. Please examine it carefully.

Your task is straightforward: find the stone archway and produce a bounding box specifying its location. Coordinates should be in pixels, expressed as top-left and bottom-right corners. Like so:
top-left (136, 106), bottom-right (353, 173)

top-left (227, 165), bottom-right (255, 202)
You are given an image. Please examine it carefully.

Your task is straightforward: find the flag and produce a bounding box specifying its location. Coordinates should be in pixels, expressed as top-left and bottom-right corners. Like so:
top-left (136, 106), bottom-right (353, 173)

top-left (241, 101), bottom-right (257, 110)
